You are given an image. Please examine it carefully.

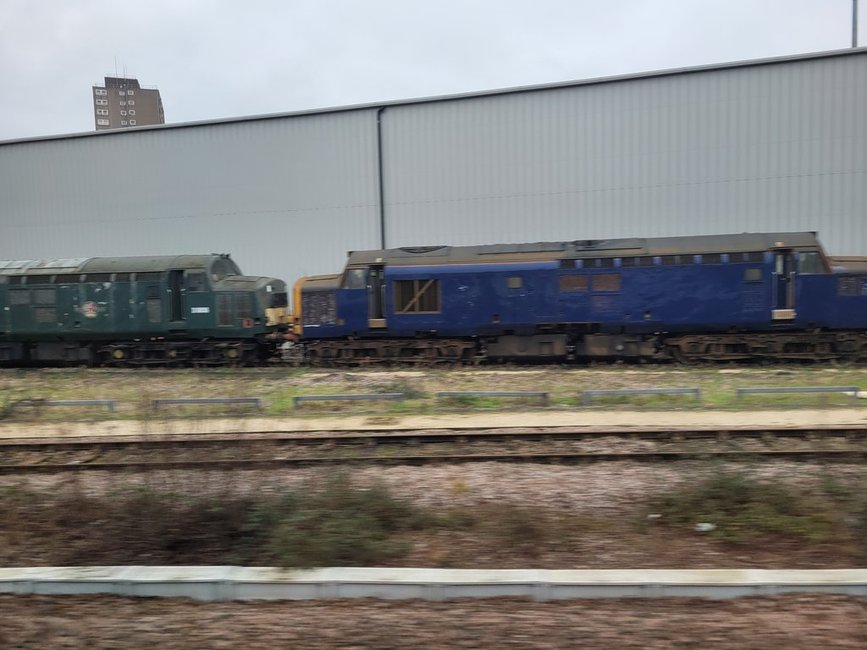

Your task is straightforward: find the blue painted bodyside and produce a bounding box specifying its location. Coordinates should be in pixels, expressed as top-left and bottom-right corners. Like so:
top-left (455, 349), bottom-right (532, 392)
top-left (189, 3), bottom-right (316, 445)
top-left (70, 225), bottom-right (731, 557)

top-left (303, 257), bottom-right (867, 340)
top-left (800, 274), bottom-right (867, 329)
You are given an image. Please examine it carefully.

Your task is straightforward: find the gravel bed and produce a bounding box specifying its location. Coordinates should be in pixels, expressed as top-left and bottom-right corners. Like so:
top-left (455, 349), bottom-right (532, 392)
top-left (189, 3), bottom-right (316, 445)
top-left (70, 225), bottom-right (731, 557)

top-left (1, 460), bottom-right (862, 512)
top-left (1, 594), bottom-right (865, 649)
top-left (2, 462), bottom-right (863, 569)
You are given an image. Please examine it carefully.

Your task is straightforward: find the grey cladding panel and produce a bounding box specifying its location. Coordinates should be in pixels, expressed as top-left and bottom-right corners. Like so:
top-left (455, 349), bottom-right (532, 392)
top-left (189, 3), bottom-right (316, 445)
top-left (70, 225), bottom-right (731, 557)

top-left (0, 111), bottom-right (383, 285)
top-left (381, 53), bottom-right (867, 255)
top-left (1, 49), bottom-right (866, 290)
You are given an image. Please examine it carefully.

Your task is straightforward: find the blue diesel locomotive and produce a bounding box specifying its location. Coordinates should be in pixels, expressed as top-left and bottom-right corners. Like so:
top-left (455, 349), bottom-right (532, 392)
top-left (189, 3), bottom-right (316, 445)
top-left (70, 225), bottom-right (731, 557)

top-left (292, 232), bottom-right (867, 364)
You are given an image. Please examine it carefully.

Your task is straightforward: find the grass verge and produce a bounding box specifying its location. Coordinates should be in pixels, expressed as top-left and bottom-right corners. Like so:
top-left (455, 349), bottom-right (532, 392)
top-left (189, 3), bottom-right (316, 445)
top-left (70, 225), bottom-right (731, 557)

top-left (649, 469), bottom-right (858, 545)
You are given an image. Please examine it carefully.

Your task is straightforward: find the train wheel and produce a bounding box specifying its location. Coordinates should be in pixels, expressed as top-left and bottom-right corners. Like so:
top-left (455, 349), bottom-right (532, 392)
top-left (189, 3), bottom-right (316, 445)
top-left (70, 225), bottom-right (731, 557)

top-left (222, 346), bottom-right (244, 366)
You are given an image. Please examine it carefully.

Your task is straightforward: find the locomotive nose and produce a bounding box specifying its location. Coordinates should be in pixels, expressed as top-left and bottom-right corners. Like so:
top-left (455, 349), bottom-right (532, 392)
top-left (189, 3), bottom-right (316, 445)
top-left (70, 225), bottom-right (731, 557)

top-left (257, 278), bottom-right (290, 327)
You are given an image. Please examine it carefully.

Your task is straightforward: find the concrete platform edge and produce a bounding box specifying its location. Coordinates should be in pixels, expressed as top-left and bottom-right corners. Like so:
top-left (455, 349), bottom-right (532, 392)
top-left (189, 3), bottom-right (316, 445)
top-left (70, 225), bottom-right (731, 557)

top-left (1, 567), bottom-right (865, 601)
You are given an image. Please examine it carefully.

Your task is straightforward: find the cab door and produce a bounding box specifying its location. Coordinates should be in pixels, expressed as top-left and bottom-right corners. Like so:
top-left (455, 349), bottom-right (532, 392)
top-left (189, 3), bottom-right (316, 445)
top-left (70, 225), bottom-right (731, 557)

top-left (167, 269), bottom-right (186, 331)
top-left (185, 272), bottom-right (212, 332)
top-left (772, 250), bottom-right (796, 320)
top-left (367, 264), bottom-right (387, 329)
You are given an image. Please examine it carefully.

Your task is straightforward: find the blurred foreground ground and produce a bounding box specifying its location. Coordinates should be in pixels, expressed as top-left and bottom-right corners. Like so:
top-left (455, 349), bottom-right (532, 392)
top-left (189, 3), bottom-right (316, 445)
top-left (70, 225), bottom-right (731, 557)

top-left (1, 594), bottom-right (865, 649)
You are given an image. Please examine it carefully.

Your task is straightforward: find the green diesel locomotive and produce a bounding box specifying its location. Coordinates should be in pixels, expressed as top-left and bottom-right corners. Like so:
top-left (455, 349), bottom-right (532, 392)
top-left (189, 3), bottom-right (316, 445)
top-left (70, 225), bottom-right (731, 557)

top-left (0, 254), bottom-right (289, 365)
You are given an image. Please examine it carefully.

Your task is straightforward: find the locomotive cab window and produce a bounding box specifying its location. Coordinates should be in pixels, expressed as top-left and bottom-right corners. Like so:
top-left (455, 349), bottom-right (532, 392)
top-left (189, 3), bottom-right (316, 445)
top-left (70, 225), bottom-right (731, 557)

top-left (394, 279), bottom-right (441, 313)
top-left (343, 268), bottom-right (367, 289)
top-left (270, 291), bottom-right (289, 308)
top-left (186, 273), bottom-right (206, 292)
top-left (798, 252), bottom-right (824, 274)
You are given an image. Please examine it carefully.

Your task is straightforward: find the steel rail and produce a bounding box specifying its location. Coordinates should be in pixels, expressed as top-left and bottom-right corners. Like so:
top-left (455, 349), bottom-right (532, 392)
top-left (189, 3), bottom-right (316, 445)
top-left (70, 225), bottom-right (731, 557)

top-left (1, 448), bottom-right (865, 474)
top-left (1, 425), bottom-right (865, 450)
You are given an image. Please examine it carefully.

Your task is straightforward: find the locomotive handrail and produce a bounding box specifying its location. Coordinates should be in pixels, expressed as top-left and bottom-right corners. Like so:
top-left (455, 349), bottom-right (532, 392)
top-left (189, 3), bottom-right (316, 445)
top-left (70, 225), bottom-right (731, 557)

top-left (735, 386), bottom-right (861, 400)
top-left (293, 393), bottom-right (406, 407)
top-left (151, 398), bottom-right (262, 410)
top-left (9, 399), bottom-right (117, 412)
top-left (581, 388), bottom-right (701, 405)
top-left (436, 391), bottom-right (549, 406)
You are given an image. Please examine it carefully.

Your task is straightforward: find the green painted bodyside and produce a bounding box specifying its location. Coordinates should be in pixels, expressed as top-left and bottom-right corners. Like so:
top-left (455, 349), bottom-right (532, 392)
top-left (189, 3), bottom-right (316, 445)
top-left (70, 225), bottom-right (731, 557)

top-left (0, 255), bottom-right (285, 343)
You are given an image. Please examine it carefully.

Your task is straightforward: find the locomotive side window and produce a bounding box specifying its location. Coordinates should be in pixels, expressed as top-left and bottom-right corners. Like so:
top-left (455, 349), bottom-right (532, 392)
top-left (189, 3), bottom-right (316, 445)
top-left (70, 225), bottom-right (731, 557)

top-left (798, 252), bottom-right (823, 274)
top-left (394, 279), bottom-right (441, 313)
top-left (187, 273), bottom-right (206, 292)
top-left (591, 274), bottom-right (621, 292)
top-left (559, 275), bottom-right (588, 292)
top-left (343, 269), bottom-right (367, 289)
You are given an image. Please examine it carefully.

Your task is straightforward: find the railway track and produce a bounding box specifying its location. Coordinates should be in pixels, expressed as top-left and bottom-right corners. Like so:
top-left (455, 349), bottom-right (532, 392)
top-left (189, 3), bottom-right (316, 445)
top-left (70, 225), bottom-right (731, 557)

top-left (1, 426), bottom-right (865, 474)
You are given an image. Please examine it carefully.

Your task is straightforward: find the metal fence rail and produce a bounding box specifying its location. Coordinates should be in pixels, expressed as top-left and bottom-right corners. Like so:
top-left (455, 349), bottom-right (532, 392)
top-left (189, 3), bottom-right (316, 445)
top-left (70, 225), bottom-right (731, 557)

top-left (151, 398), bottom-right (262, 410)
top-left (735, 386), bottom-right (861, 400)
top-left (436, 391), bottom-right (549, 406)
top-left (581, 388), bottom-right (701, 406)
top-left (294, 393), bottom-right (406, 408)
top-left (9, 399), bottom-right (117, 412)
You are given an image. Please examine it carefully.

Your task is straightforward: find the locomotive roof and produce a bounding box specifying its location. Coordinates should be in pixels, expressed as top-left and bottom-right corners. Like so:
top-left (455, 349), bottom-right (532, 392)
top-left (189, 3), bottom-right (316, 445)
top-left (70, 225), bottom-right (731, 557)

top-left (346, 232), bottom-right (823, 266)
top-left (0, 254), bottom-right (236, 276)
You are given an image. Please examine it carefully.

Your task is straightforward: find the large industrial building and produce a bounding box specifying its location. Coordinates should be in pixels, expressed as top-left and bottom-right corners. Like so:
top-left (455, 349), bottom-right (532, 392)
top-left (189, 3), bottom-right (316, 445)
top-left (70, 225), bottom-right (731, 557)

top-left (1, 47), bottom-right (865, 285)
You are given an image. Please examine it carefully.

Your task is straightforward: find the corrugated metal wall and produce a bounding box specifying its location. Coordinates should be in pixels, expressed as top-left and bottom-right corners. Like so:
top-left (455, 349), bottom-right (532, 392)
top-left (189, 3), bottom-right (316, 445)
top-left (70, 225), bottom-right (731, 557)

top-left (0, 110), bottom-right (381, 283)
top-left (1, 50), bottom-right (865, 286)
top-left (382, 52), bottom-right (867, 253)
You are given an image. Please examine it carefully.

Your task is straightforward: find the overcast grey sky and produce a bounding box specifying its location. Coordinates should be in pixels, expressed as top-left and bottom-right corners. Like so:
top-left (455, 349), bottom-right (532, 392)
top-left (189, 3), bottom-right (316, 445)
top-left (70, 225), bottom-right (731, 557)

top-left (0, 0), bottom-right (861, 141)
